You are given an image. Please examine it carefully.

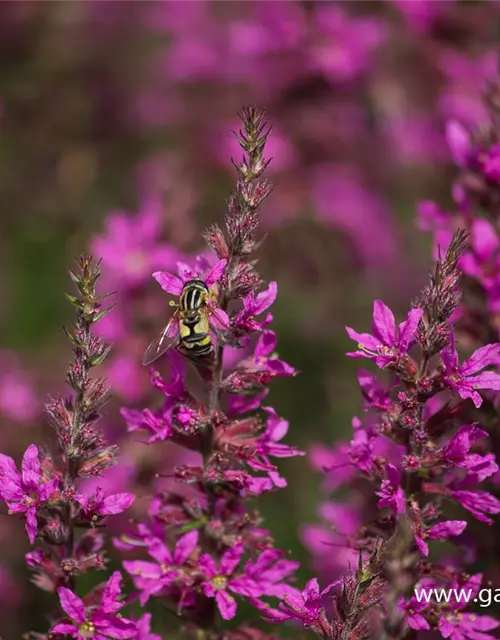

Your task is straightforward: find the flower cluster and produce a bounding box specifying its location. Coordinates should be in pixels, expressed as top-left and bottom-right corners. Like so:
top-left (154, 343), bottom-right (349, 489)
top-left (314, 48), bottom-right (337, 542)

top-left (118, 107), bottom-right (302, 636)
top-left (299, 229), bottom-right (500, 638)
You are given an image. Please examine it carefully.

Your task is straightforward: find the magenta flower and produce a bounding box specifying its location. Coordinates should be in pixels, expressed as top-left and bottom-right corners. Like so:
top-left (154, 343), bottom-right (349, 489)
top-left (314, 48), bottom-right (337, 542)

top-left (51, 571), bottom-right (136, 638)
top-left (399, 597), bottom-right (430, 631)
top-left (235, 281), bottom-right (277, 332)
top-left (0, 444), bottom-right (58, 543)
top-left (440, 336), bottom-right (500, 408)
top-left (439, 424), bottom-right (498, 481)
top-left (376, 464), bottom-right (405, 514)
top-left (450, 489), bottom-right (500, 525)
top-left (91, 199), bottom-right (181, 288)
top-left (134, 613), bottom-right (161, 640)
top-left (247, 330), bottom-right (297, 378)
top-left (414, 520), bottom-right (467, 557)
top-left (346, 300), bottom-right (423, 368)
top-left (441, 424), bottom-right (488, 466)
top-left (122, 406), bottom-right (174, 444)
top-left (244, 548), bottom-right (300, 599)
top-left (123, 531), bottom-right (198, 605)
top-left (152, 256), bottom-right (229, 337)
top-left (439, 612), bottom-right (499, 640)
top-left (445, 119), bottom-right (472, 168)
top-left (268, 577), bottom-right (334, 632)
top-left (76, 488), bottom-right (135, 521)
top-left (254, 406), bottom-right (304, 461)
top-left (199, 544), bottom-right (260, 620)
top-left (153, 255), bottom-right (227, 297)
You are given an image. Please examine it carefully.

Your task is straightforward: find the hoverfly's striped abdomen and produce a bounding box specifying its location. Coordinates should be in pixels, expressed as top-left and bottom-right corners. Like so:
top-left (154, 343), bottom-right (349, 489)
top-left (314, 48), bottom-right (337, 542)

top-left (177, 279), bottom-right (214, 360)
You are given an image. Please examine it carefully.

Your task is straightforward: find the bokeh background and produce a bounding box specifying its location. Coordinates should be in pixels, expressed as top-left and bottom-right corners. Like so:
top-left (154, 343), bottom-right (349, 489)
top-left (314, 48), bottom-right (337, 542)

top-left (1, 0), bottom-right (499, 636)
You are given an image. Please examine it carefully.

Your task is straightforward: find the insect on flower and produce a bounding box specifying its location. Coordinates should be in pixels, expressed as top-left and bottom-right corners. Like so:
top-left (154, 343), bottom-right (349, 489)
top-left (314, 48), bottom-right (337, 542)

top-left (142, 277), bottom-right (229, 366)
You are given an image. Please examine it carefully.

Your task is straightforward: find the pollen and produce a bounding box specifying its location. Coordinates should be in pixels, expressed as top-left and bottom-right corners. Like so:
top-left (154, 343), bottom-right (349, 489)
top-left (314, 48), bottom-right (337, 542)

top-left (211, 575), bottom-right (228, 589)
top-left (469, 615), bottom-right (476, 621)
top-left (78, 621), bottom-right (96, 638)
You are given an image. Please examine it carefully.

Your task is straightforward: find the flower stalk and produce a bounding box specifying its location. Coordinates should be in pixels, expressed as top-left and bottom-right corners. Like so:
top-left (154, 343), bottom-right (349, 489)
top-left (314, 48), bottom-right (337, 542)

top-left (120, 107), bottom-right (301, 638)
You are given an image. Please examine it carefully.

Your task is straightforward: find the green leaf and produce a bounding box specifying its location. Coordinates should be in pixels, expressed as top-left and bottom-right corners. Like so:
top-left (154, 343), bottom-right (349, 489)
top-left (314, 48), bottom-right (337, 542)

top-left (92, 303), bottom-right (116, 323)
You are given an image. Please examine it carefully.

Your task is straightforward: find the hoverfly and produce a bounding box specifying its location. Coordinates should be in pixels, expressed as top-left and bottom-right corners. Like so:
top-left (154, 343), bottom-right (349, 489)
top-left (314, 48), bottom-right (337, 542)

top-left (142, 278), bottom-right (229, 366)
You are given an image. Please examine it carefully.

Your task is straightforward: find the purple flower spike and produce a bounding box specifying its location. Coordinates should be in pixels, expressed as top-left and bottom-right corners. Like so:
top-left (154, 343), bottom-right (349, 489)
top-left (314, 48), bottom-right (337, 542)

top-left (346, 300), bottom-right (423, 368)
top-left (440, 334), bottom-right (500, 408)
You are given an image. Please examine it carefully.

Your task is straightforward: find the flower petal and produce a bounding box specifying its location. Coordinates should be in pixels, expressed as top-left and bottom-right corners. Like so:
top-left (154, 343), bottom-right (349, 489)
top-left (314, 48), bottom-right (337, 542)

top-left (460, 343), bottom-right (500, 376)
top-left (99, 493), bottom-right (135, 516)
top-left (21, 444), bottom-right (40, 489)
top-left (152, 271), bottom-right (183, 296)
top-left (205, 259), bottom-right (227, 286)
top-left (398, 308), bottom-right (423, 350)
top-left (174, 530), bottom-right (199, 564)
top-left (51, 623), bottom-right (78, 637)
top-left (215, 590), bottom-right (237, 620)
top-left (220, 543), bottom-right (244, 575)
top-left (58, 586), bottom-right (86, 623)
top-left (253, 282), bottom-right (278, 315)
top-left (101, 571), bottom-right (124, 613)
top-left (371, 300), bottom-right (396, 346)
top-left (147, 538), bottom-right (172, 565)
top-left (427, 520), bottom-right (467, 540)
top-left (25, 506), bottom-right (38, 544)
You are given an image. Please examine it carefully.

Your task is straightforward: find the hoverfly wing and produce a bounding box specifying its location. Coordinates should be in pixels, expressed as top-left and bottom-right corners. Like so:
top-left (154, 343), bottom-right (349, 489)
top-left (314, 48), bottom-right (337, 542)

top-left (142, 315), bottom-right (179, 366)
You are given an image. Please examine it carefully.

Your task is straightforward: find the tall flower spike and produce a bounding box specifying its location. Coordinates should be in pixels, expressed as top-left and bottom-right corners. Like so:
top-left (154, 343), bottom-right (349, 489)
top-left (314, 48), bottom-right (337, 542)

top-left (302, 225), bottom-right (500, 638)
top-left (0, 255), bottom-right (137, 637)
top-left (119, 107), bottom-right (301, 637)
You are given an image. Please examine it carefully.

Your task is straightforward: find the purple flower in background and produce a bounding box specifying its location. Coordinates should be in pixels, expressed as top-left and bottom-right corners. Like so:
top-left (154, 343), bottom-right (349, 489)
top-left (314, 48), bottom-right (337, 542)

top-left (346, 300), bottom-right (423, 368)
top-left (0, 351), bottom-right (38, 423)
top-left (445, 119), bottom-right (472, 168)
top-left (199, 544), bottom-right (260, 620)
top-left (440, 336), bottom-right (500, 408)
top-left (0, 445), bottom-right (57, 543)
top-left (92, 198), bottom-right (181, 288)
top-left (51, 571), bottom-right (136, 638)
top-left (310, 5), bottom-right (385, 82)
